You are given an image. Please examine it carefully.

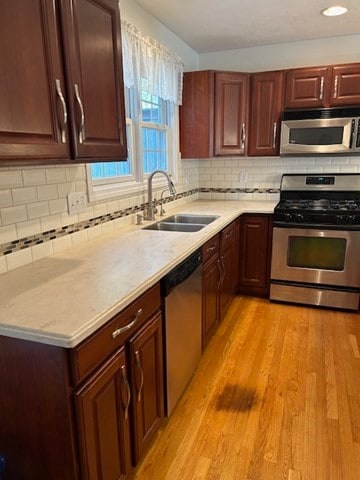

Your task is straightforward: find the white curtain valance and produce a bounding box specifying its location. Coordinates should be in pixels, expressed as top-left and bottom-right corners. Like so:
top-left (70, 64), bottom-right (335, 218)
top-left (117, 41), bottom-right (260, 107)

top-left (121, 20), bottom-right (184, 106)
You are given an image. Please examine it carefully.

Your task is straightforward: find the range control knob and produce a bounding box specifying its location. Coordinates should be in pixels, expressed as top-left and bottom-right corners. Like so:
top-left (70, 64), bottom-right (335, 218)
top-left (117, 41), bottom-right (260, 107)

top-left (336, 215), bottom-right (357, 224)
top-left (295, 213), bottom-right (304, 222)
top-left (283, 213), bottom-right (292, 222)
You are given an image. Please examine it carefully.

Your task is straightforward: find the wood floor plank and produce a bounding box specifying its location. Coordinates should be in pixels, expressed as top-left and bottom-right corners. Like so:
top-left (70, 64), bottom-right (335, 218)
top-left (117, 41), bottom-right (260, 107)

top-left (131, 297), bottom-right (360, 480)
top-left (349, 334), bottom-right (360, 359)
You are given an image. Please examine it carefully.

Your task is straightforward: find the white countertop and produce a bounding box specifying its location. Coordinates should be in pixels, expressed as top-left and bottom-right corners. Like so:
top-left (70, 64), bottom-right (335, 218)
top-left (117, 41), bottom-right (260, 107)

top-left (0, 200), bottom-right (276, 348)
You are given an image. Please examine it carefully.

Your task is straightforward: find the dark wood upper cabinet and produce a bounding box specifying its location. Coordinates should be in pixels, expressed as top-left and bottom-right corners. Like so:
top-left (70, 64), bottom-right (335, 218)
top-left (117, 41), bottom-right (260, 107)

top-left (180, 70), bottom-right (249, 158)
top-left (249, 71), bottom-right (284, 156)
top-left (214, 72), bottom-right (249, 156)
top-left (284, 67), bottom-right (330, 109)
top-left (330, 64), bottom-right (360, 106)
top-left (0, 0), bottom-right (127, 165)
top-left (60, 0), bottom-right (127, 160)
top-left (284, 63), bottom-right (360, 109)
top-left (0, 0), bottom-right (69, 162)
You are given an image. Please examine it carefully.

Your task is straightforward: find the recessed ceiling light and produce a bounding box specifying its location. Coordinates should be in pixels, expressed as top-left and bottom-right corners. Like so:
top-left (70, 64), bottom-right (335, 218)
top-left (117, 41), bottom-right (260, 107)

top-left (321, 5), bottom-right (348, 16)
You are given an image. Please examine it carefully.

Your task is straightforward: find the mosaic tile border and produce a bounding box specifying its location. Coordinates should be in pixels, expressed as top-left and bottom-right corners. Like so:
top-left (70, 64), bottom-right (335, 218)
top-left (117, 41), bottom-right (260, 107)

top-left (0, 187), bottom-right (279, 256)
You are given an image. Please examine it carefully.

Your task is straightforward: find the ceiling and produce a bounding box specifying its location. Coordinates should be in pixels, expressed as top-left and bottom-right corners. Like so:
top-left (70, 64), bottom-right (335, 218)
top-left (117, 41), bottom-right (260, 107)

top-left (133, 0), bottom-right (360, 53)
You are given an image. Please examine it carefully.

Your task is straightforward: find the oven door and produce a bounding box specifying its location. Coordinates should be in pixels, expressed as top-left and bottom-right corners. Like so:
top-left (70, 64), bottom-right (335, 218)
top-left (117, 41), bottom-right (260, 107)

top-left (280, 117), bottom-right (354, 155)
top-left (271, 227), bottom-right (360, 288)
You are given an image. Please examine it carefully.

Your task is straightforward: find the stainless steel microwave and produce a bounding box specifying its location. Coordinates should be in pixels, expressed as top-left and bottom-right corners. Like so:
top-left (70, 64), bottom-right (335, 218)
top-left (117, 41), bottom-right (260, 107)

top-left (280, 107), bottom-right (360, 155)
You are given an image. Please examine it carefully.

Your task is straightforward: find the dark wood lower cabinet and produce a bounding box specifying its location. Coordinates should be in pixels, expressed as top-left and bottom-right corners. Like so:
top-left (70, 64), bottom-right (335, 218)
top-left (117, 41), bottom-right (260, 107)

top-left (0, 338), bottom-right (78, 480)
top-left (202, 248), bottom-right (221, 348)
top-left (0, 284), bottom-right (164, 480)
top-left (238, 214), bottom-right (273, 297)
top-left (129, 314), bottom-right (164, 464)
top-left (219, 220), bottom-right (239, 318)
top-left (202, 220), bottom-right (240, 348)
top-left (75, 348), bottom-right (132, 480)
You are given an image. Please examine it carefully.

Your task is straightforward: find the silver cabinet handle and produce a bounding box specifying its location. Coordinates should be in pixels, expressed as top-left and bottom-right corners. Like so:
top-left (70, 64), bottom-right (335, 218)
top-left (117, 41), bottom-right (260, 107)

top-left (74, 83), bottom-right (85, 143)
top-left (206, 245), bottom-right (217, 253)
top-left (135, 350), bottom-right (144, 403)
top-left (333, 75), bottom-right (339, 98)
top-left (112, 308), bottom-right (143, 339)
top-left (272, 121), bottom-right (277, 148)
top-left (319, 76), bottom-right (324, 100)
top-left (241, 123), bottom-right (246, 149)
top-left (120, 365), bottom-right (131, 420)
top-left (55, 79), bottom-right (67, 143)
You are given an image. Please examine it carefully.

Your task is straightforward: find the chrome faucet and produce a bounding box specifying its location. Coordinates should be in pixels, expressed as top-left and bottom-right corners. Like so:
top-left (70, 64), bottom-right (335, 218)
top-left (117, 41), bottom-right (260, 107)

top-left (144, 170), bottom-right (176, 221)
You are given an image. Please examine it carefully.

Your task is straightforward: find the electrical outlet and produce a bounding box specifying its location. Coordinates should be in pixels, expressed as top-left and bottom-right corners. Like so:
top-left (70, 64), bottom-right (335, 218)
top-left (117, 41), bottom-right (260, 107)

top-left (240, 171), bottom-right (248, 186)
top-left (67, 192), bottom-right (87, 214)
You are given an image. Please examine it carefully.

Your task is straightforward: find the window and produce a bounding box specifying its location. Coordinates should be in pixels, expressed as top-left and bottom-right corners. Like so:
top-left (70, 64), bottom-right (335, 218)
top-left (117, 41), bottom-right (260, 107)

top-left (87, 20), bottom-right (183, 202)
top-left (87, 84), bottom-right (179, 200)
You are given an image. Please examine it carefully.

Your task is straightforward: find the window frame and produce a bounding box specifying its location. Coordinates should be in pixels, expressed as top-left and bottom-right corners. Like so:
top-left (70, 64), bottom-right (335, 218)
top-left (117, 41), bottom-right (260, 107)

top-left (87, 87), bottom-right (179, 203)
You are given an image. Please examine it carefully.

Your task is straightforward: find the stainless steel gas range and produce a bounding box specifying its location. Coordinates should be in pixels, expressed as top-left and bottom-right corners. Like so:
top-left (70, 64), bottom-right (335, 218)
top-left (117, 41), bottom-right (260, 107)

top-left (270, 173), bottom-right (360, 310)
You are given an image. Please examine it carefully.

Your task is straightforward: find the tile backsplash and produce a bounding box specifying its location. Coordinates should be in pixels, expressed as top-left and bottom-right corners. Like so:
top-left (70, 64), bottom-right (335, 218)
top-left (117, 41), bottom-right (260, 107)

top-left (1, 154), bottom-right (360, 273)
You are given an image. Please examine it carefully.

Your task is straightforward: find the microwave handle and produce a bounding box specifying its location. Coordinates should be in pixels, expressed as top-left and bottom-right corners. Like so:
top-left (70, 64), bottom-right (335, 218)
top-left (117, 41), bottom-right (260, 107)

top-left (349, 119), bottom-right (355, 149)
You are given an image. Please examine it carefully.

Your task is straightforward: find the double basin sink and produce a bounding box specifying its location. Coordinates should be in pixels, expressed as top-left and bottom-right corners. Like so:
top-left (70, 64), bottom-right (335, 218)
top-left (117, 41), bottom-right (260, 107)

top-left (142, 213), bottom-right (219, 232)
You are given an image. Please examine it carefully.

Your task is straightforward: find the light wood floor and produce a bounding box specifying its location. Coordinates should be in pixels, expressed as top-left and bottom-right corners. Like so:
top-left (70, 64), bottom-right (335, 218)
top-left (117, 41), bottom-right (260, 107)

top-left (133, 296), bottom-right (360, 480)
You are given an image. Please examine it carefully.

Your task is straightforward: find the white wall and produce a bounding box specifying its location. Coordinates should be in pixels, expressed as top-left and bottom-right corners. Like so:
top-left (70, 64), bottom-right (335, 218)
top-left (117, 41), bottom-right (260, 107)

top-left (199, 34), bottom-right (360, 72)
top-left (119, 0), bottom-right (199, 71)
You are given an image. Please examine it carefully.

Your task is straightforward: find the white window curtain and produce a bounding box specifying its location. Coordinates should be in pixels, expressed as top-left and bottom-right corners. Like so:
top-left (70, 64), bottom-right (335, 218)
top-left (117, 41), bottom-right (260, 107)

top-left (121, 20), bottom-right (184, 105)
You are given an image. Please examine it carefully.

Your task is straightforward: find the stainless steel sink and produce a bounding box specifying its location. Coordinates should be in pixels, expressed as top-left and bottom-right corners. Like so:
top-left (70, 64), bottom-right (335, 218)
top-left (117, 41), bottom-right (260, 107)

top-left (142, 222), bottom-right (205, 232)
top-left (161, 214), bottom-right (220, 224)
top-left (142, 213), bottom-right (219, 232)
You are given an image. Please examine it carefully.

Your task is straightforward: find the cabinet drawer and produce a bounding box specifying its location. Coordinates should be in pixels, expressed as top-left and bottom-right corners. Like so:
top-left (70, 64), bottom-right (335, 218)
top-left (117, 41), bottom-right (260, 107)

top-left (71, 283), bottom-right (161, 385)
top-left (220, 221), bottom-right (238, 250)
top-left (202, 234), bottom-right (220, 263)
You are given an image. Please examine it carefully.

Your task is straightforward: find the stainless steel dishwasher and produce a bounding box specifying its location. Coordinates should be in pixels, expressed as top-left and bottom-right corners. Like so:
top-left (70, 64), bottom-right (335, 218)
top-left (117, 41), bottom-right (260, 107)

top-left (161, 249), bottom-right (202, 416)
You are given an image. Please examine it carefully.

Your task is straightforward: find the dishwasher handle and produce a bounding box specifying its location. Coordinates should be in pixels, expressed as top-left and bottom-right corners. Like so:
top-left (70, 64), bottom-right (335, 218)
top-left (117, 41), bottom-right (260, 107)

top-left (161, 249), bottom-right (202, 297)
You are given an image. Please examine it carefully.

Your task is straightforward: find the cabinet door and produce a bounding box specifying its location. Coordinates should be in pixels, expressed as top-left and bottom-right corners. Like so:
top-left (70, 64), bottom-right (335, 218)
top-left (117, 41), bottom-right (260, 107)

top-left (219, 221), bottom-right (239, 319)
top-left (239, 215), bottom-right (272, 296)
top-left (219, 242), bottom-right (233, 319)
top-left (202, 254), bottom-right (221, 347)
top-left (284, 67), bottom-right (331, 109)
top-left (214, 72), bottom-right (249, 156)
top-left (129, 313), bottom-right (164, 465)
top-left (180, 70), bottom-right (214, 158)
top-left (75, 348), bottom-right (132, 480)
top-left (60, 0), bottom-right (127, 160)
top-left (0, 0), bottom-right (69, 162)
top-left (249, 71), bottom-right (284, 156)
top-left (331, 64), bottom-right (360, 106)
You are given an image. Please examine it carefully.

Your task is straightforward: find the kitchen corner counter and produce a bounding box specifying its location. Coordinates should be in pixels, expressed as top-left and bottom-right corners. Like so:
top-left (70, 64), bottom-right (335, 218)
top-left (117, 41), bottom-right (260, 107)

top-left (0, 200), bottom-right (275, 348)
